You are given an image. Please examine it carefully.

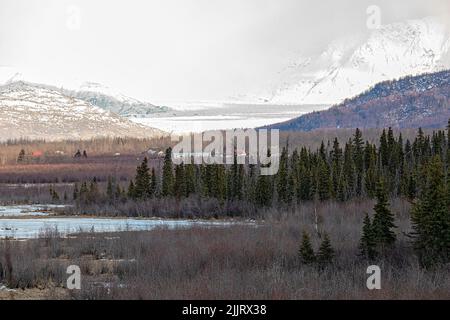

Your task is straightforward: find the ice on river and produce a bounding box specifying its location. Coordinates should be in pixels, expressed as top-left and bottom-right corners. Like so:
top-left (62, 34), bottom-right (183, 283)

top-left (0, 204), bottom-right (68, 217)
top-left (0, 217), bottom-right (238, 239)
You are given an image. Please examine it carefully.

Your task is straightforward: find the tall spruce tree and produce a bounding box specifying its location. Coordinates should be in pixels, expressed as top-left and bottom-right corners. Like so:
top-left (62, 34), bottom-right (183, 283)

top-left (343, 140), bottom-right (356, 198)
top-left (255, 167), bottom-right (272, 207)
top-left (359, 214), bottom-right (377, 260)
top-left (162, 148), bottom-right (174, 197)
top-left (331, 138), bottom-right (343, 197)
top-left (299, 232), bottom-right (316, 264)
top-left (127, 180), bottom-right (136, 199)
top-left (174, 163), bottom-right (187, 198)
top-left (371, 179), bottom-right (397, 250)
top-left (277, 147), bottom-right (289, 204)
top-left (150, 168), bottom-right (157, 197)
top-left (317, 233), bottom-right (334, 267)
top-left (134, 158), bottom-right (151, 199)
top-left (353, 128), bottom-right (364, 196)
top-left (317, 158), bottom-right (331, 201)
top-left (106, 176), bottom-right (114, 201)
top-left (364, 143), bottom-right (378, 198)
top-left (73, 183), bottom-right (79, 201)
top-left (411, 156), bottom-right (450, 267)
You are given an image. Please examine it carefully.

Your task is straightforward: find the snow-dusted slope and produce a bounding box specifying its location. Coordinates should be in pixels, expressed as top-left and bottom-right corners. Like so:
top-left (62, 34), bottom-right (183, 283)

top-left (0, 82), bottom-right (166, 141)
top-left (269, 17), bottom-right (450, 105)
top-left (64, 82), bottom-right (169, 117)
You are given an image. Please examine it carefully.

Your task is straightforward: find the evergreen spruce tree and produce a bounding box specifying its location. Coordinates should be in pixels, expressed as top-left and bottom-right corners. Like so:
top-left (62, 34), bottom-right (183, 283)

top-left (161, 148), bottom-right (174, 197)
top-left (286, 171), bottom-right (295, 204)
top-left (255, 167), bottom-right (272, 207)
top-left (150, 168), bottom-right (157, 197)
top-left (299, 232), bottom-right (316, 264)
top-left (277, 147), bottom-right (289, 204)
top-left (379, 129), bottom-right (389, 167)
top-left (174, 163), bottom-right (187, 198)
top-left (331, 138), bottom-right (343, 197)
top-left (106, 177), bottom-right (114, 200)
top-left (371, 179), bottom-right (397, 250)
top-left (52, 189), bottom-right (60, 201)
top-left (49, 185), bottom-right (60, 202)
top-left (79, 182), bottom-right (89, 203)
top-left (317, 158), bottom-right (331, 201)
top-left (87, 179), bottom-right (100, 204)
top-left (236, 163), bottom-right (244, 200)
top-left (17, 149), bottom-right (25, 163)
top-left (228, 150), bottom-right (244, 200)
top-left (317, 233), bottom-right (334, 267)
top-left (337, 172), bottom-right (347, 202)
top-left (359, 214), bottom-right (377, 260)
top-left (406, 172), bottom-right (417, 200)
top-left (364, 144), bottom-right (378, 198)
top-left (134, 157), bottom-right (151, 199)
top-left (216, 164), bottom-right (227, 202)
top-left (353, 128), bottom-right (364, 196)
top-left (73, 183), bottom-right (79, 201)
top-left (127, 180), bottom-right (136, 199)
top-left (447, 118), bottom-right (450, 149)
top-left (115, 184), bottom-right (123, 201)
top-left (411, 156), bottom-right (450, 267)
top-left (79, 182), bottom-right (88, 203)
top-left (343, 141), bottom-right (356, 198)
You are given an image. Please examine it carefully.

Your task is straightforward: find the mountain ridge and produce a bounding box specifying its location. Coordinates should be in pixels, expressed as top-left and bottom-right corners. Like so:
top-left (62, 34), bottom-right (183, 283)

top-left (0, 81), bottom-right (166, 141)
top-left (0, 71), bottom-right (169, 117)
top-left (268, 69), bottom-right (450, 131)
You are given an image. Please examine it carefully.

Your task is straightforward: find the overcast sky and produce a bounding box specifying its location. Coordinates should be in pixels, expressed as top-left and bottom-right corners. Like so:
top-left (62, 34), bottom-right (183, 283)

top-left (0, 0), bottom-right (448, 102)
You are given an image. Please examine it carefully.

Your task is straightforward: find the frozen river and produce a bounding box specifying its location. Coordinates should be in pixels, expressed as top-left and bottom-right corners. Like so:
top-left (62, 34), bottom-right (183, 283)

top-left (0, 204), bottom-right (68, 217)
top-left (0, 204), bottom-right (245, 239)
top-left (0, 217), bottom-right (242, 239)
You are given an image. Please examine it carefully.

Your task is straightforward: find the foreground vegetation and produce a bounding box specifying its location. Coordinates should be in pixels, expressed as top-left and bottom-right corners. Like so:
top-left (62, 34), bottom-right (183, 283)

top-left (0, 200), bottom-right (449, 300)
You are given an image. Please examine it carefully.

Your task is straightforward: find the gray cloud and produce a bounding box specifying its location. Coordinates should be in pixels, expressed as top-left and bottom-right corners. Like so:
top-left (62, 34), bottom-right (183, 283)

top-left (0, 0), bottom-right (448, 101)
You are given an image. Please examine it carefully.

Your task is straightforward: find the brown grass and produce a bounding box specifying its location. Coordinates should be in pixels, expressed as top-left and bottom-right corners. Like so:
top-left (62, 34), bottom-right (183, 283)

top-left (0, 136), bottom-right (170, 165)
top-left (0, 200), bottom-right (448, 300)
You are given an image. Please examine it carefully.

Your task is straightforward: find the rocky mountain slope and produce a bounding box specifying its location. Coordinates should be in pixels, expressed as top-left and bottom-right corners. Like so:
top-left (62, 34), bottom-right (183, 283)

top-left (0, 82), bottom-right (166, 141)
top-left (268, 70), bottom-right (450, 131)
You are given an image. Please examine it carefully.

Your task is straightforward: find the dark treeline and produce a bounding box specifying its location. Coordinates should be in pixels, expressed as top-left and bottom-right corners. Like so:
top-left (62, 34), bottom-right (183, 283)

top-left (72, 120), bottom-right (450, 207)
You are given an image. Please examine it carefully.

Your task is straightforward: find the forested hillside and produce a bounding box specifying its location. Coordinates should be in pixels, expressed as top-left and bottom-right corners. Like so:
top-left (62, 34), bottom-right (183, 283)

top-left (270, 70), bottom-right (450, 131)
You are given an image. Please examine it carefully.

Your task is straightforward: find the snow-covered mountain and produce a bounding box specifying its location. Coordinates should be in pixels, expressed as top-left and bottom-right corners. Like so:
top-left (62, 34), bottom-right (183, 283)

top-left (62, 82), bottom-right (170, 117)
top-left (0, 82), bottom-right (166, 141)
top-left (267, 17), bottom-right (450, 105)
top-left (0, 68), bottom-right (169, 117)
